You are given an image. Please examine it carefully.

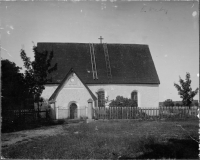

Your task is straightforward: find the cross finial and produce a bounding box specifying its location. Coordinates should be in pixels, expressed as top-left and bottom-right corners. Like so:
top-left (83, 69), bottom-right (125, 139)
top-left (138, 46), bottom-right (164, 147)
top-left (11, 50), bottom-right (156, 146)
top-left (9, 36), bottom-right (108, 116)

top-left (98, 36), bottom-right (103, 44)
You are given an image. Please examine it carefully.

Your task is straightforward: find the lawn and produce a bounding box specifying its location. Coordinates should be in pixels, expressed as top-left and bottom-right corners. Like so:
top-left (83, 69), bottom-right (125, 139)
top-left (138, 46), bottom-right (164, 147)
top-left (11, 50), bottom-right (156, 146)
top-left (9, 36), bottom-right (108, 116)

top-left (1, 119), bottom-right (199, 159)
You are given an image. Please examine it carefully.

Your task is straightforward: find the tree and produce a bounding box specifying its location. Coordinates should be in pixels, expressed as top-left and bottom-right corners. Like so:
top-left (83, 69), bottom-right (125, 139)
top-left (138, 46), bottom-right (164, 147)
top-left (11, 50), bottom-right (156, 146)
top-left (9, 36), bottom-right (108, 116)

top-left (174, 73), bottom-right (198, 108)
top-left (1, 60), bottom-right (27, 110)
top-left (20, 46), bottom-right (57, 113)
top-left (175, 103), bottom-right (181, 107)
top-left (163, 99), bottom-right (174, 107)
top-left (194, 101), bottom-right (199, 107)
top-left (109, 96), bottom-right (137, 107)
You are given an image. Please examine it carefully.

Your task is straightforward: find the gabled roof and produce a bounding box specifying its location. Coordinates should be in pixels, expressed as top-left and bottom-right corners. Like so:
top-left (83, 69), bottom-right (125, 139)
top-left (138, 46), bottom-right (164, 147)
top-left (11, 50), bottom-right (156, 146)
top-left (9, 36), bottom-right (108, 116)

top-left (49, 68), bottom-right (97, 101)
top-left (37, 43), bottom-right (160, 84)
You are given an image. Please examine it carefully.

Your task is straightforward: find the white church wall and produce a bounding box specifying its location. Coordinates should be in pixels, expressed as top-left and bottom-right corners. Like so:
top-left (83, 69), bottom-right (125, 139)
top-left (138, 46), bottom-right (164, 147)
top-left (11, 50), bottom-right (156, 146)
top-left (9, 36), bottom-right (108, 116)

top-left (56, 73), bottom-right (93, 119)
top-left (41, 76), bottom-right (159, 119)
top-left (87, 84), bottom-right (159, 108)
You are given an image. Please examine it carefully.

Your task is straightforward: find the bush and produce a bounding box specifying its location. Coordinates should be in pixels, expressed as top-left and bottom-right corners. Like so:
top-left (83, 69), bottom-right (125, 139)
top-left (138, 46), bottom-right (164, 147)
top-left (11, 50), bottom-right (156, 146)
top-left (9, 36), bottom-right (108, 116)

top-left (109, 96), bottom-right (137, 107)
top-left (164, 99), bottom-right (174, 107)
top-left (80, 116), bottom-right (88, 120)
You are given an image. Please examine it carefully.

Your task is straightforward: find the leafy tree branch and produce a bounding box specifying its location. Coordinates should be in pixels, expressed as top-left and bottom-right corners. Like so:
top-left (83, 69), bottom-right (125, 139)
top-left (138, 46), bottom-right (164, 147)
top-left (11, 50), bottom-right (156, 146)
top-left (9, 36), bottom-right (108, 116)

top-left (174, 73), bottom-right (198, 108)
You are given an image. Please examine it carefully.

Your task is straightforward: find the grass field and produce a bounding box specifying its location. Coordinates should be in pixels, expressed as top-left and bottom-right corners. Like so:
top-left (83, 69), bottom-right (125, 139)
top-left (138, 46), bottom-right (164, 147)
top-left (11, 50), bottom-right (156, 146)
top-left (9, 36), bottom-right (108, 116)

top-left (1, 119), bottom-right (199, 159)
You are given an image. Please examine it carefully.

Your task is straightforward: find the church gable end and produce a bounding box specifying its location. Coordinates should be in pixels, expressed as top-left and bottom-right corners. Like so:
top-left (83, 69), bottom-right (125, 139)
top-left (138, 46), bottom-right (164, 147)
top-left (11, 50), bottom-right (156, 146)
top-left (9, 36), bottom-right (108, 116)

top-left (63, 73), bottom-right (84, 89)
top-left (49, 68), bottom-right (97, 102)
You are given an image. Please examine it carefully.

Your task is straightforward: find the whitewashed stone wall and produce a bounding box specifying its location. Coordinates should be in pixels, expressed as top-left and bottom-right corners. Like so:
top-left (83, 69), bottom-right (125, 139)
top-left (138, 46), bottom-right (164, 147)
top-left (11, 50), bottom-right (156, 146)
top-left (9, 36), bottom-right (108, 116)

top-left (41, 74), bottom-right (159, 119)
top-left (87, 84), bottom-right (159, 108)
top-left (42, 73), bottom-right (94, 119)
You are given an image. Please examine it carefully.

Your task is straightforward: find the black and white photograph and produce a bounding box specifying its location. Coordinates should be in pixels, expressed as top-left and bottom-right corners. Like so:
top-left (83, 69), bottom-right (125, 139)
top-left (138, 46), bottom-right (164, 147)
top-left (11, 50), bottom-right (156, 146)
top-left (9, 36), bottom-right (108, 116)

top-left (1, 0), bottom-right (199, 159)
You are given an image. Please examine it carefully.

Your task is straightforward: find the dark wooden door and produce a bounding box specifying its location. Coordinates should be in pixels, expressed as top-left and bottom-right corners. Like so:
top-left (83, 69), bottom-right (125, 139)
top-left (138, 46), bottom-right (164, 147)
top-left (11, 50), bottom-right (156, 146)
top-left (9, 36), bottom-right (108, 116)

top-left (70, 103), bottom-right (77, 119)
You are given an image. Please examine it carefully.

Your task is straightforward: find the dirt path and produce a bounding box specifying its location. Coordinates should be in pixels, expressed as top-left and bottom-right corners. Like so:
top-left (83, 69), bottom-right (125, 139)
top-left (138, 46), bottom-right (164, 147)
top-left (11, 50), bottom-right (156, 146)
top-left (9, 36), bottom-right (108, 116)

top-left (1, 123), bottom-right (80, 147)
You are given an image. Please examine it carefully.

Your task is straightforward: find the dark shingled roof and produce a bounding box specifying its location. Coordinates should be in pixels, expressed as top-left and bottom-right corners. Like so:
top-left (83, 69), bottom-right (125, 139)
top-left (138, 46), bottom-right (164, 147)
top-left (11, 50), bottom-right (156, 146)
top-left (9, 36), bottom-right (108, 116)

top-left (37, 43), bottom-right (160, 84)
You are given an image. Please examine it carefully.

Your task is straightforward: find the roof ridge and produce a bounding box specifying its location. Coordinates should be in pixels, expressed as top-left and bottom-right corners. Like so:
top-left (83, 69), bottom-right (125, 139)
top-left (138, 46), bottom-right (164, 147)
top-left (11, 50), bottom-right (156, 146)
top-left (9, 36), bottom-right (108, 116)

top-left (37, 42), bottom-right (149, 46)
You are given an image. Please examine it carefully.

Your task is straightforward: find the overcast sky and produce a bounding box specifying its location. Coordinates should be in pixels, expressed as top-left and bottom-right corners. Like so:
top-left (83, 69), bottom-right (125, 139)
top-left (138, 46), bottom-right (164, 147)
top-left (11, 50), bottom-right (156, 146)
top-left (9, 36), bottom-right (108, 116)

top-left (0, 1), bottom-right (199, 102)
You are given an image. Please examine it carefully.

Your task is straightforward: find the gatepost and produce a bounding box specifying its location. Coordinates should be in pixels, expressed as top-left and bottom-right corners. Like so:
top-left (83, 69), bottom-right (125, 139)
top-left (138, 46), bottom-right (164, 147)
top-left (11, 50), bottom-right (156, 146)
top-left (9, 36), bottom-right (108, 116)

top-left (49, 100), bottom-right (57, 119)
top-left (87, 99), bottom-right (94, 123)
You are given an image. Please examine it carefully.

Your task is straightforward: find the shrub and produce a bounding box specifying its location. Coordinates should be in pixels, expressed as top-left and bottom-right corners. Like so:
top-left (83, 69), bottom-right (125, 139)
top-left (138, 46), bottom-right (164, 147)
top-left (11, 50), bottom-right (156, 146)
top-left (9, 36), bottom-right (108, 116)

top-left (109, 96), bottom-right (137, 107)
top-left (80, 116), bottom-right (88, 120)
top-left (164, 99), bottom-right (174, 107)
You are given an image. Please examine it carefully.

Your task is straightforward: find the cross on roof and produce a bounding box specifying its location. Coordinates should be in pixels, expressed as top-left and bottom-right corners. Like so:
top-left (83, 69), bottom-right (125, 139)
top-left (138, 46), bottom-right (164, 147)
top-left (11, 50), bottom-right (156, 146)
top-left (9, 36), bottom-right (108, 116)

top-left (98, 36), bottom-right (103, 44)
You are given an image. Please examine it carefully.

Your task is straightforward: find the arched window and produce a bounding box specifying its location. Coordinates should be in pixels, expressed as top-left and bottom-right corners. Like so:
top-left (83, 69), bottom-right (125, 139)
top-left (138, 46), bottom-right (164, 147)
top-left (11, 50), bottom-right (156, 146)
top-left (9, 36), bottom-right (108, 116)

top-left (131, 91), bottom-right (138, 107)
top-left (97, 90), bottom-right (105, 107)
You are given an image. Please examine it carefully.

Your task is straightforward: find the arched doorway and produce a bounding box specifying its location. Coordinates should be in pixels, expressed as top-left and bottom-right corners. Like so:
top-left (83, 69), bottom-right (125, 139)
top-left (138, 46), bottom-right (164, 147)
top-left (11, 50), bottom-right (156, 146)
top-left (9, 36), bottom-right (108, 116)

top-left (69, 103), bottom-right (77, 119)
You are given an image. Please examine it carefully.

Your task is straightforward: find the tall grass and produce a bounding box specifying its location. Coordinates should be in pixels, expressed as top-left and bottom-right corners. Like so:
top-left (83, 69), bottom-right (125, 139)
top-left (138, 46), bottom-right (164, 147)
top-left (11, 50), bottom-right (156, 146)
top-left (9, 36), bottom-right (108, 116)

top-left (2, 120), bottom-right (198, 159)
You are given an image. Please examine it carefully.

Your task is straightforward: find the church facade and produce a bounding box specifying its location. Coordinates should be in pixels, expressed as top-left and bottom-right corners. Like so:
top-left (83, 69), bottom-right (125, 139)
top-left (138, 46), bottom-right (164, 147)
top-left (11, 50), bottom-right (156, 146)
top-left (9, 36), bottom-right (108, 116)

top-left (38, 42), bottom-right (160, 120)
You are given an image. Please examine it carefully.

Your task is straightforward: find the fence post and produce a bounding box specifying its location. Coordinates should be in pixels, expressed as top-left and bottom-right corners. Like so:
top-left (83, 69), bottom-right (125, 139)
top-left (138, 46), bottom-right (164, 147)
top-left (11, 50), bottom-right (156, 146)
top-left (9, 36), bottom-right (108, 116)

top-left (99, 107), bottom-right (101, 119)
top-left (96, 107), bottom-right (98, 119)
top-left (99, 107), bottom-right (102, 119)
top-left (56, 107), bottom-right (58, 119)
top-left (115, 107), bottom-right (118, 119)
top-left (127, 107), bottom-right (129, 119)
top-left (104, 107), bottom-right (105, 119)
top-left (131, 107), bottom-right (133, 119)
top-left (122, 107), bottom-right (123, 119)
top-left (109, 107), bottom-right (111, 119)
top-left (46, 109), bottom-right (48, 120)
top-left (111, 107), bottom-right (112, 119)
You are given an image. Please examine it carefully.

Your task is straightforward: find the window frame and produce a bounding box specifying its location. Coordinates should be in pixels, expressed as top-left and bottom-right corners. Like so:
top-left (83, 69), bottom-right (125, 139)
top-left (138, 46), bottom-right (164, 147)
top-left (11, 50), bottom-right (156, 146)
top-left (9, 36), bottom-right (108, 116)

top-left (131, 91), bottom-right (138, 107)
top-left (97, 89), bottom-right (105, 107)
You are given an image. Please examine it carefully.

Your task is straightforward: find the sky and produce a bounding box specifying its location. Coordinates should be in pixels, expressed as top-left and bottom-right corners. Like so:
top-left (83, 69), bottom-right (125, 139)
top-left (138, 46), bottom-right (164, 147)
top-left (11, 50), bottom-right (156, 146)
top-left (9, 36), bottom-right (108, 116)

top-left (0, 1), bottom-right (199, 102)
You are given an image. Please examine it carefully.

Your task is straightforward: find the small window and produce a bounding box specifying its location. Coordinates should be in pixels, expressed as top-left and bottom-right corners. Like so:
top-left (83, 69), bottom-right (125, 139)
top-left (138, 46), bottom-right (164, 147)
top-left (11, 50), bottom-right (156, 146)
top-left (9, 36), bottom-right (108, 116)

top-left (131, 91), bottom-right (137, 101)
top-left (131, 91), bottom-right (138, 107)
top-left (97, 90), bottom-right (105, 107)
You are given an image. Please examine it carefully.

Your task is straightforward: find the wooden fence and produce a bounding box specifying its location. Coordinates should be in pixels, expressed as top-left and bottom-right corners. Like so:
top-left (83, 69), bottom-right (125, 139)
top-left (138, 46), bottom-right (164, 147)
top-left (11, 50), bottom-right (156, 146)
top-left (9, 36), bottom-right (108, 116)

top-left (2, 109), bottom-right (49, 124)
top-left (57, 108), bottom-right (87, 119)
top-left (2, 97), bottom-right (34, 110)
top-left (95, 106), bottom-right (198, 119)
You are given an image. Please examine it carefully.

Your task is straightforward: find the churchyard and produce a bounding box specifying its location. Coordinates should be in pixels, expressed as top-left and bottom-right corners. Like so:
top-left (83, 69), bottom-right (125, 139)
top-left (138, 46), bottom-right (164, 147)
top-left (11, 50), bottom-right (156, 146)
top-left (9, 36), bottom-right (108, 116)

top-left (1, 118), bottom-right (198, 159)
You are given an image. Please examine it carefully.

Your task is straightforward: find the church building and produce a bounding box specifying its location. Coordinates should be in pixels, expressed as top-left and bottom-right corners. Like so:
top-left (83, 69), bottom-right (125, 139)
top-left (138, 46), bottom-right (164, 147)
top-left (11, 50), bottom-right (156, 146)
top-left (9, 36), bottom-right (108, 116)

top-left (38, 42), bottom-right (160, 120)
